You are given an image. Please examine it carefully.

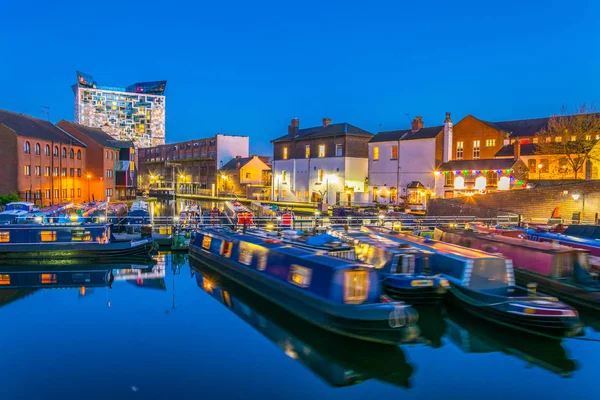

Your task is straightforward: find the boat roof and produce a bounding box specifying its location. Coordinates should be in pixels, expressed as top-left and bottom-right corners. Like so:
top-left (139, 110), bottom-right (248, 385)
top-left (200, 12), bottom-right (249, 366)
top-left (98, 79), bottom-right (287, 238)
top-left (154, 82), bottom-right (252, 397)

top-left (200, 228), bottom-right (366, 270)
top-left (0, 224), bottom-right (108, 230)
top-left (365, 228), bottom-right (503, 260)
top-left (333, 229), bottom-right (431, 255)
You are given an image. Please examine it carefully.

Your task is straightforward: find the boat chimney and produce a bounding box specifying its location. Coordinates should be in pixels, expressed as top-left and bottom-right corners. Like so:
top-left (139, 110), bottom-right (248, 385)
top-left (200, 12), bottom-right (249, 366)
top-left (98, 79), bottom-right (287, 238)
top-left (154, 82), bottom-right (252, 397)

top-left (527, 282), bottom-right (537, 296)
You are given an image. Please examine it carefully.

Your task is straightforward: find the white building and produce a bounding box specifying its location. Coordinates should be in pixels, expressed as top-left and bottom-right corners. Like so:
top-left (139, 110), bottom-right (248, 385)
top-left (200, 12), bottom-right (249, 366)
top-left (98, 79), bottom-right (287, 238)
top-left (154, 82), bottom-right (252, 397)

top-left (368, 114), bottom-right (453, 207)
top-left (271, 118), bottom-right (373, 205)
top-left (73, 71), bottom-right (166, 148)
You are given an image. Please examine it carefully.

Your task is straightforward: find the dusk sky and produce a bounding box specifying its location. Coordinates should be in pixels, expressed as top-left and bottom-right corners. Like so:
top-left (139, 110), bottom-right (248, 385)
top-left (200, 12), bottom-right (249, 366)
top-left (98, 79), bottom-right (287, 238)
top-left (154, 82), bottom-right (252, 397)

top-left (1, 0), bottom-right (599, 155)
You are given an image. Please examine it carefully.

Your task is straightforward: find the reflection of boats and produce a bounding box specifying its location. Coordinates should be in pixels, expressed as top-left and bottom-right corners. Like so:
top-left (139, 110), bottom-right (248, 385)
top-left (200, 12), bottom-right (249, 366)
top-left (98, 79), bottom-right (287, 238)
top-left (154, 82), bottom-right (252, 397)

top-left (435, 227), bottom-right (600, 311)
top-left (0, 266), bottom-right (114, 288)
top-left (414, 305), bottom-right (447, 348)
top-left (0, 224), bottom-right (158, 262)
top-left (191, 261), bottom-right (414, 388)
top-left (190, 227), bottom-right (420, 344)
top-left (113, 263), bottom-right (166, 291)
top-left (363, 227), bottom-right (583, 338)
top-left (445, 305), bottom-right (577, 377)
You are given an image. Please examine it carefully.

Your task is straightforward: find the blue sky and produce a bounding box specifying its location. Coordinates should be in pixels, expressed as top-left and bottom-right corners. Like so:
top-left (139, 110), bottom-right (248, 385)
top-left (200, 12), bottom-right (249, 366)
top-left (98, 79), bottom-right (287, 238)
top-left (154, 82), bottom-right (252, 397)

top-left (1, 0), bottom-right (599, 155)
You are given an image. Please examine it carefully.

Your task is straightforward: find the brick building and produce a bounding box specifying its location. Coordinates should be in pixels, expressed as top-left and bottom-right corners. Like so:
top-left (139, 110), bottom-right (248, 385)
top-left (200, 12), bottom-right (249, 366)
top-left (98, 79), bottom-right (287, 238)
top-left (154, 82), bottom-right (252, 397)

top-left (271, 118), bottom-right (373, 204)
top-left (138, 134), bottom-right (249, 195)
top-left (0, 109), bottom-right (88, 205)
top-left (57, 121), bottom-right (137, 200)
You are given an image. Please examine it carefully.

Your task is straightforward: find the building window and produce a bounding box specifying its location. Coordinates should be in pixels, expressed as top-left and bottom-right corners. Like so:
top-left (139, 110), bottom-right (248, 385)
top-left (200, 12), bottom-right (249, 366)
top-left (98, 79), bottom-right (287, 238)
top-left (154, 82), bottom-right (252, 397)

top-left (528, 159), bottom-right (537, 173)
top-left (282, 147), bottom-right (288, 160)
top-left (475, 176), bottom-right (487, 190)
top-left (318, 145), bottom-right (326, 158)
top-left (44, 166), bottom-right (50, 177)
top-left (541, 159), bottom-right (549, 173)
top-left (498, 176), bottom-right (510, 190)
top-left (106, 151), bottom-right (109, 159)
top-left (71, 230), bottom-right (91, 241)
top-left (445, 172), bottom-right (454, 186)
top-left (454, 176), bottom-right (465, 189)
top-left (110, 152), bottom-right (114, 160)
top-left (456, 142), bottom-right (464, 160)
top-left (317, 169), bottom-right (323, 182)
top-left (53, 167), bottom-right (58, 177)
top-left (35, 166), bottom-right (41, 176)
top-left (62, 189), bottom-right (67, 198)
top-left (70, 168), bottom-right (75, 177)
top-left (61, 168), bottom-right (66, 177)
top-left (24, 141), bottom-right (30, 154)
top-left (344, 270), bottom-right (368, 303)
top-left (373, 187), bottom-right (378, 201)
top-left (281, 170), bottom-right (287, 182)
top-left (473, 140), bottom-right (480, 159)
top-left (24, 165), bottom-right (31, 176)
top-left (570, 135), bottom-right (576, 142)
top-left (62, 147), bottom-right (67, 158)
top-left (54, 189), bottom-right (59, 199)
top-left (221, 241), bottom-right (233, 258)
top-left (77, 168), bottom-right (81, 177)
top-left (44, 145), bottom-right (50, 156)
top-left (77, 188), bottom-right (81, 197)
top-left (533, 137), bottom-right (539, 144)
top-left (53, 146), bottom-right (59, 157)
top-left (304, 190), bottom-right (309, 198)
top-left (77, 150), bottom-right (81, 160)
top-left (70, 149), bottom-right (74, 159)
top-left (70, 189), bottom-right (74, 197)
top-left (391, 145), bottom-right (398, 160)
top-left (245, 172), bottom-right (251, 179)
top-left (40, 273), bottom-right (57, 284)
top-left (106, 170), bottom-right (113, 178)
top-left (282, 190), bottom-right (287, 197)
top-left (45, 189), bottom-right (51, 199)
top-left (335, 144), bottom-right (343, 157)
top-left (40, 231), bottom-right (57, 242)
top-left (297, 190), bottom-right (302, 198)
top-left (485, 139), bottom-right (495, 147)
top-left (373, 146), bottom-right (379, 161)
top-left (34, 143), bottom-right (40, 155)
top-left (555, 136), bottom-right (562, 143)
top-left (274, 190), bottom-right (279, 197)
top-left (106, 188), bottom-right (113, 197)
top-left (305, 145), bottom-right (310, 158)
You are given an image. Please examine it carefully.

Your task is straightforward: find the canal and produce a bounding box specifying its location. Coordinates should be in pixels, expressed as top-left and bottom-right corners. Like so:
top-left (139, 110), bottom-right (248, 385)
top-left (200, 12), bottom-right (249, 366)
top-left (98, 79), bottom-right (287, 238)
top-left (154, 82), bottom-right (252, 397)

top-left (1, 253), bottom-right (599, 399)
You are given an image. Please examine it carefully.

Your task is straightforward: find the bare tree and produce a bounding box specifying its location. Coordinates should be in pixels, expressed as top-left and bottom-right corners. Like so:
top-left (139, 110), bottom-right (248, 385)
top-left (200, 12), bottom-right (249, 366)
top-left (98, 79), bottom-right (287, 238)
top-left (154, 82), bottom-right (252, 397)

top-left (534, 105), bottom-right (600, 179)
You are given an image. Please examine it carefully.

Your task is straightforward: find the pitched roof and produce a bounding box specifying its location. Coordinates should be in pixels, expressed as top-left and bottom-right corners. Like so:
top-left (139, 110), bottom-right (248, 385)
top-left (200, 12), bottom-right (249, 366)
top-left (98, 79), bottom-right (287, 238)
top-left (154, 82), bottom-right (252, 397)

top-left (438, 158), bottom-right (519, 171)
top-left (495, 142), bottom-right (597, 157)
top-left (271, 122), bottom-right (373, 143)
top-left (0, 109), bottom-right (86, 146)
top-left (370, 125), bottom-right (443, 143)
top-left (57, 121), bottom-right (127, 148)
top-left (479, 113), bottom-right (600, 138)
top-left (220, 156), bottom-right (271, 171)
top-left (494, 143), bottom-right (537, 157)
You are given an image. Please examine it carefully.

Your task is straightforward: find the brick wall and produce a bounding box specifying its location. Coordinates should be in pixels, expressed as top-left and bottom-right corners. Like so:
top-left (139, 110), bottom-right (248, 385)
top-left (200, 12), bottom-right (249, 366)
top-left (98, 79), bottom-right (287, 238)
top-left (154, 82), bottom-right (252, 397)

top-left (453, 115), bottom-right (506, 160)
top-left (428, 180), bottom-right (600, 222)
top-left (0, 126), bottom-right (17, 195)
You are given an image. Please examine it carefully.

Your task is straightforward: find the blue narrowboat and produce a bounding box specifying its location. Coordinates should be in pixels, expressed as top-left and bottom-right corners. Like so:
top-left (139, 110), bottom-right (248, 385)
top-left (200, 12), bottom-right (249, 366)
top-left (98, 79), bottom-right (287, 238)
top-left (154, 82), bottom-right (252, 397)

top-left (363, 227), bottom-right (583, 338)
top-left (0, 224), bottom-right (158, 262)
top-left (0, 202), bottom-right (38, 224)
top-left (526, 226), bottom-right (600, 258)
top-left (191, 262), bottom-right (414, 388)
top-left (189, 227), bottom-right (420, 345)
top-left (328, 229), bottom-right (449, 304)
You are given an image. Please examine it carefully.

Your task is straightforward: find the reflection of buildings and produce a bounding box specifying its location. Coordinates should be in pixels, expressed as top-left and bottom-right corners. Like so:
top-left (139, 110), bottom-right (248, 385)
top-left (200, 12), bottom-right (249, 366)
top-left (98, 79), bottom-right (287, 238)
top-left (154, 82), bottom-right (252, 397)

top-left (73, 71), bottom-right (166, 148)
top-left (446, 309), bottom-right (576, 376)
top-left (192, 261), bottom-right (413, 388)
top-left (113, 263), bottom-right (166, 290)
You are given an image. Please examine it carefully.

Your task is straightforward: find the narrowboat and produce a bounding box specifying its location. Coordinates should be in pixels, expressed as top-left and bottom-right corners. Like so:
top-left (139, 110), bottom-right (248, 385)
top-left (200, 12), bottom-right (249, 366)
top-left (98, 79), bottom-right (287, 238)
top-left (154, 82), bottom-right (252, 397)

top-left (329, 229), bottom-right (449, 304)
top-left (362, 227), bottom-right (583, 338)
top-left (434, 227), bottom-right (600, 311)
top-left (0, 224), bottom-right (158, 262)
top-left (0, 266), bottom-right (114, 289)
top-left (191, 261), bottom-right (414, 388)
top-left (526, 226), bottom-right (600, 257)
top-left (0, 202), bottom-right (38, 224)
top-left (224, 201), bottom-right (254, 226)
top-left (189, 227), bottom-right (420, 344)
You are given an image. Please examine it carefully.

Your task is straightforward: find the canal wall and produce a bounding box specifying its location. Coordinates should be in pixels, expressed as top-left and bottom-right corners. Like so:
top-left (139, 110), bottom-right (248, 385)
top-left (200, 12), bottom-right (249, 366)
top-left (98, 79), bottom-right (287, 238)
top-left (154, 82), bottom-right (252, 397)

top-left (428, 181), bottom-right (600, 223)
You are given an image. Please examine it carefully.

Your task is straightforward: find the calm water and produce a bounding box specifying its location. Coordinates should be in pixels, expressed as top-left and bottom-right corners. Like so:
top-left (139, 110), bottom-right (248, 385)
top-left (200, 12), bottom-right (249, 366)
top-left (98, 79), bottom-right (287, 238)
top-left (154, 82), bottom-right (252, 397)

top-left (1, 253), bottom-right (599, 400)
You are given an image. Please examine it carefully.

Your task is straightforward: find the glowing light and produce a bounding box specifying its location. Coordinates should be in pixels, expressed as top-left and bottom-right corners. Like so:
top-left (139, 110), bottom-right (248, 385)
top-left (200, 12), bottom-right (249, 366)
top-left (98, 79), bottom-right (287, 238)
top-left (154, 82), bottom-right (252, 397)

top-left (454, 176), bottom-right (465, 190)
top-left (86, 174), bottom-right (92, 179)
top-left (433, 170), bottom-right (441, 176)
top-left (474, 176), bottom-right (487, 190)
top-left (99, 216), bottom-right (106, 222)
top-left (314, 211), bottom-right (320, 216)
top-left (69, 214), bottom-right (78, 222)
top-left (34, 216), bottom-right (42, 223)
top-left (378, 214), bottom-right (385, 219)
top-left (572, 193), bottom-right (580, 201)
top-left (498, 176), bottom-right (510, 190)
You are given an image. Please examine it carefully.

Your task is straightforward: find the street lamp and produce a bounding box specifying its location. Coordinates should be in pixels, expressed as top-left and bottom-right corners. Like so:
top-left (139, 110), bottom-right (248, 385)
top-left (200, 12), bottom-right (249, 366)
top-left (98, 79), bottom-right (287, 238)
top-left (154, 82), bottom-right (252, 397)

top-left (572, 193), bottom-right (580, 201)
top-left (537, 163), bottom-right (543, 180)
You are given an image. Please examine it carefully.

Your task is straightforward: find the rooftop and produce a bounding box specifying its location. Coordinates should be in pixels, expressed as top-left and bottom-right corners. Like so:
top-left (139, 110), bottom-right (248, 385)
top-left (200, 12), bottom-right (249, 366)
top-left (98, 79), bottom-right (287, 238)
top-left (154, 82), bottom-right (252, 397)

top-left (57, 121), bottom-right (132, 149)
top-left (271, 121), bottom-right (373, 143)
top-left (370, 125), bottom-right (443, 143)
top-left (220, 155), bottom-right (271, 171)
top-left (0, 109), bottom-right (86, 146)
top-left (76, 71), bottom-right (167, 95)
top-left (437, 158), bottom-right (520, 171)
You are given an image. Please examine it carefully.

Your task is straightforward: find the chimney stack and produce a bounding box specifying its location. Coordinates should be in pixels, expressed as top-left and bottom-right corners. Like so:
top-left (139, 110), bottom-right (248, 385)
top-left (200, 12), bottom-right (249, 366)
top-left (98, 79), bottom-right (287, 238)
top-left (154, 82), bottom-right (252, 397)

top-left (411, 116), bottom-right (424, 132)
top-left (322, 118), bottom-right (332, 127)
top-left (443, 112), bottom-right (453, 163)
top-left (514, 140), bottom-right (521, 160)
top-left (101, 122), bottom-right (110, 134)
top-left (288, 118), bottom-right (300, 139)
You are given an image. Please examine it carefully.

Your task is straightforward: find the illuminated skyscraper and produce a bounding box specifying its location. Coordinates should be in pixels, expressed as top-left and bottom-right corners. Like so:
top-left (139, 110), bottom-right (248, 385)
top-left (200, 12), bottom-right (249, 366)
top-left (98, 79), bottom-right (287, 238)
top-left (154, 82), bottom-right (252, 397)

top-left (73, 71), bottom-right (166, 147)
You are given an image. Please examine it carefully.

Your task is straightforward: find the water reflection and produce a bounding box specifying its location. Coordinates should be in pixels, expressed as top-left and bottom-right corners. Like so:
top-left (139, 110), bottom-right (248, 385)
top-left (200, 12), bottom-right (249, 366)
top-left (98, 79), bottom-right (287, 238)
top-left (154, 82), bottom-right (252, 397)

top-left (190, 259), bottom-right (415, 388)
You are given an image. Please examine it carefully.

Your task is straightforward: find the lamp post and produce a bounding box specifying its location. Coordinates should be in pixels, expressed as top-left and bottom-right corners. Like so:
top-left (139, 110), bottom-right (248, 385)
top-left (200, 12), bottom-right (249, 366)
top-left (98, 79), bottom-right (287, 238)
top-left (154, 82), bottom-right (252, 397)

top-left (572, 193), bottom-right (585, 223)
top-left (538, 163), bottom-right (543, 180)
top-left (165, 162), bottom-right (181, 216)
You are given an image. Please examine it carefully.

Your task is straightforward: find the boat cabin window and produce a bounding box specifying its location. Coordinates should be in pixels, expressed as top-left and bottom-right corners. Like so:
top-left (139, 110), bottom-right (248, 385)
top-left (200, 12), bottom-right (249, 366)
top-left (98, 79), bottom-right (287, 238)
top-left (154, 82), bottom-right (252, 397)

top-left (469, 259), bottom-right (509, 289)
top-left (221, 241), bottom-right (234, 258)
top-left (289, 264), bottom-right (312, 288)
top-left (202, 236), bottom-right (212, 249)
top-left (257, 253), bottom-right (267, 271)
top-left (238, 243), bottom-right (253, 265)
top-left (0, 232), bottom-right (9, 243)
top-left (344, 270), bottom-right (369, 303)
top-left (0, 274), bottom-right (10, 285)
top-left (40, 273), bottom-right (57, 284)
top-left (400, 255), bottom-right (416, 274)
top-left (71, 230), bottom-right (91, 241)
top-left (40, 231), bottom-right (57, 242)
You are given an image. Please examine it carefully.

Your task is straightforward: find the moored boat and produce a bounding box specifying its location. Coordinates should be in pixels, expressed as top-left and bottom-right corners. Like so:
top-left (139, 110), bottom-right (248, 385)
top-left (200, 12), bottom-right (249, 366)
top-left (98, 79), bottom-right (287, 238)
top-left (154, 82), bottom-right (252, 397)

top-left (0, 224), bottom-right (158, 262)
top-left (526, 226), bottom-right (600, 258)
top-left (434, 227), bottom-right (600, 311)
top-left (0, 202), bottom-right (38, 224)
top-left (0, 266), bottom-right (114, 288)
top-left (189, 227), bottom-right (420, 344)
top-left (224, 201), bottom-right (254, 226)
top-left (362, 227), bottom-right (583, 338)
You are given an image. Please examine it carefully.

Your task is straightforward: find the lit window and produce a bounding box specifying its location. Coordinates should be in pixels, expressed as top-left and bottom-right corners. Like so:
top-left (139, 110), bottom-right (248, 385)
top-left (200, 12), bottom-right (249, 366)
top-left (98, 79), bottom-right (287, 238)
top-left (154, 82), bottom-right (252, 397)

top-left (71, 230), bottom-right (91, 241)
top-left (40, 231), bottom-right (57, 242)
top-left (238, 243), bottom-right (253, 265)
top-left (202, 235), bottom-right (212, 249)
top-left (485, 139), bottom-right (495, 147)
top-left (289, 264), bottom-right (312, 288)
top-left (335, 144), bottom-right (343, 157)
top-left (317, 169), bottom-right (323, 182)
top-left (62, 147), bottom-right (67, 158)
top-left (221, 241), bottom-right (233, 258)
top-left (318, 145), bottom-right (326, 158)
top-left (473, 140), bottom-right (481, 159)
top-left (35, 166), bottom-right (41, 176)
top-left (305, 145), bottom-right (310, 158)
top-left (456, 142), bottom-right (464, 160)
top-left (70, 149), bottom-right (74, 159)
top-left (454, 176), bottom-right (465, 189)
top-left (533, 138), bottom-right (539, 144)
top-left (297, 190), bottom-right (302, 197)
top-left (0, 232), bottom-right (10, 243)
top-left (304, 190), bottom-right (309, 198)
top-left (24, 141), bottom-right (30, 154)
top-left (282, 190), bottom-right (287, 197)
top-left (498, 176), bottom-right (510, 190)
top-left (281, 170), bottom-right (287, 182)
top-left (445, 172), bottom-right (454, 186)
top-left (40, 273), bottom-right (57, 284)
top-left (391, 145), bottom-right (398, 159)
top-left (24, 165), bottom-right (31, 176)
top-left (44, 167), bottom-right (50, 177)
top-left (555, 137), bottom-right (562, 142)
top-left (282, 147), bottom-right (288, 160)
top-left (545, 137), bottom-right (552, 143)
top-left (44, 145), bottom-right (50, 156)
top-left (373, 187), bottom-right (378, 201)
top-left (475, 176), bottom-right (487, 190)
top-left (344, 270), bottom-right (369, 303)
top-left (0, 274), bottom-right (9, 285)
top-left (373, 146), bottom-right (379, 161)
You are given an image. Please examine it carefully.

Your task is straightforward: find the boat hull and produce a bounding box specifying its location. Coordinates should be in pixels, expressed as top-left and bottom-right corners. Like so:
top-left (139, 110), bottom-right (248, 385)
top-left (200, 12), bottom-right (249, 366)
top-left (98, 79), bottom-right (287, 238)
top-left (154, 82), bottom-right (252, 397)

top-left (447, 284), bottom-right (583, 338)
top-left (383, 277), bottom-right (447, 305)
top-left (189, 245), bottom-right (420, 345)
